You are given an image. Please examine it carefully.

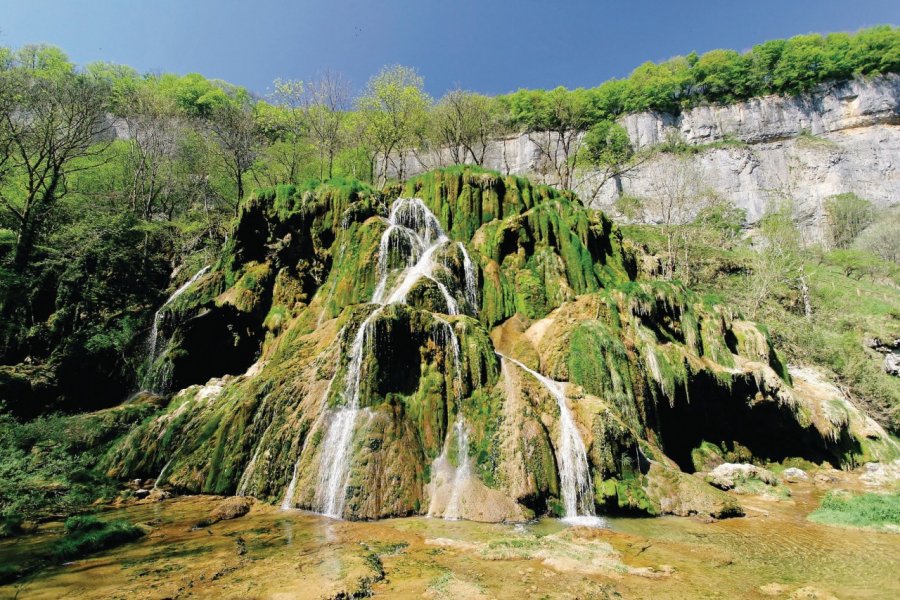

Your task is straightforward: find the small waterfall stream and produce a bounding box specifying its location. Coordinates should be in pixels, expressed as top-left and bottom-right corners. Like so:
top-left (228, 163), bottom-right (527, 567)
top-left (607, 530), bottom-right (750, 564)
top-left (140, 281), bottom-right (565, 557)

top-left (147, 265), bottom-right (211, 362)
top-left (145, 265), bottom-right (211, 391)
top-left (298, 198), bottom-right (475, 519)
top-left (442, 417), bottom-right (471, 519)
top-left (498, 353), bottom-right (605, 526)
top-left (153, 458), bottom-right (173, 490)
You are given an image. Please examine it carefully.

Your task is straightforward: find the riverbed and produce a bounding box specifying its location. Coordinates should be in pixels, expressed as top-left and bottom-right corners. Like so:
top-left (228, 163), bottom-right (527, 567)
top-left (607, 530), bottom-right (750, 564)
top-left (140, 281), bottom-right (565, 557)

top-left (1, 477), bottom-right (897, 599)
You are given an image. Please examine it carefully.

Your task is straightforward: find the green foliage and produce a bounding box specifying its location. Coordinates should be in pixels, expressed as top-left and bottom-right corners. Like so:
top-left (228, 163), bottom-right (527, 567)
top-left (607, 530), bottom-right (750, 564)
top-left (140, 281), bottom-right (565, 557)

top-left (853, 207), bottom-right (900, 263)
top-left (0, 402), bottom-right (158, 522)
top-left (498, 26), bottom-right (900, 129)
top-left (824, 193), bottom-right (874, 249)
top-left (808, 491), bottom-right (900, 531)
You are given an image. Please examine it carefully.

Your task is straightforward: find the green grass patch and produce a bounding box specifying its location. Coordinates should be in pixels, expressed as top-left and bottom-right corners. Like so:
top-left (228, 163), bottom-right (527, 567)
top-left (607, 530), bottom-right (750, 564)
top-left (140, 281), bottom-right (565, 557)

top-left (54, 515), bottom-right (146, 561)
top-left (808, 491), bottom-right (900, 531)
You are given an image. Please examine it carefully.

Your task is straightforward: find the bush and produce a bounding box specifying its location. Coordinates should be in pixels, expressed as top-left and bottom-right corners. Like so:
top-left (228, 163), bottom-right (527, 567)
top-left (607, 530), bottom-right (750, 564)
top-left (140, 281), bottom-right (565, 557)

top-left (824, 193), bottom-right (874, 249)
top-left (854, 208), bottom-right (900, 264)
top-left (808, 491), bottom-right (900, 530)
top-left (54, 515), bottom-right (145, 560)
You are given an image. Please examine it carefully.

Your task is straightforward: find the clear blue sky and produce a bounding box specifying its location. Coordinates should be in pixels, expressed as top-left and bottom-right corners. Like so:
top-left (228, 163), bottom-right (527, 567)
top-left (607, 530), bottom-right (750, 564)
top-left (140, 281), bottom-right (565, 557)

top-left (1, 0), bottom-right (898, 97)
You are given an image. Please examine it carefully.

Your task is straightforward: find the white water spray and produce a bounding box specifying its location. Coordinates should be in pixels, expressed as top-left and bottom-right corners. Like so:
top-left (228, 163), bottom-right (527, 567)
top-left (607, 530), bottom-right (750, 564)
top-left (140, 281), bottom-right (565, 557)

top-left (298, 198), bottom-right (475, 519)
top-left (498, 353), bottom-right (604, 526)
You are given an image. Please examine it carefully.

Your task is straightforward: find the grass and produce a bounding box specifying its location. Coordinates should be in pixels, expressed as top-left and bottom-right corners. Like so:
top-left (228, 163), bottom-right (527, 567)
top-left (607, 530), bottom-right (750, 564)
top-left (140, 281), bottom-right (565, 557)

top-left (0, 401), bottom-right (159, 525)
top-left (808, 491), bottom-right (900, 531)
top-left (54, 515), bottom-right (146, 561)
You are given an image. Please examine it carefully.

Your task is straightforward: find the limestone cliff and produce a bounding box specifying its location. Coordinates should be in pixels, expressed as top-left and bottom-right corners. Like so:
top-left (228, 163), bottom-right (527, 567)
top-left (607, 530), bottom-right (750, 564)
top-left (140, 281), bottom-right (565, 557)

top-left (384, 76), bottom-right (899, 237)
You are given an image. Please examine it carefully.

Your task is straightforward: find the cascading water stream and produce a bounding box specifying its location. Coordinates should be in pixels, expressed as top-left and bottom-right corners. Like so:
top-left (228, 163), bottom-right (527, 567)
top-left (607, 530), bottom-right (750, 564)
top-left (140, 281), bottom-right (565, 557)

top-left (299, 197), bottom-right (472, 519)
top-left (442, 417), bottom-right (471, 520)
top-left (147, 265), bottom-right (211, 364)
top-left (498, 352), bottom-right (605, 526)
top-left (153, 458), bottom-right (173, 490)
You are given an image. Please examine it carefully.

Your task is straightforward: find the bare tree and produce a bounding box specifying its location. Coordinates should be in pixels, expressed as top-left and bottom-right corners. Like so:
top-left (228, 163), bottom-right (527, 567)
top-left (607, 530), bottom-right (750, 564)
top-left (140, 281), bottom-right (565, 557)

top-left (641, 155), bottom-right (716, 279)
top-left (303, 71), bottom-right (350, 180)
top-left (207, 96), bottom-right (261, 212)
top-left (122, 86), bottom-right (185, 219)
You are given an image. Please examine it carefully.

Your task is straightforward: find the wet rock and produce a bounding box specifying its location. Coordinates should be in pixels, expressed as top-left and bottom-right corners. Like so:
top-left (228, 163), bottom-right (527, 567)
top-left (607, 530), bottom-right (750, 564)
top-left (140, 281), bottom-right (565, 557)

top-left (781, 467), bottom-right (809, 482)
top-left (211, 497), bottom-right (252, 521)
top-left (860, 460), bottom-right (900, 487)
top-left (789, 586), bottom-right (838, 600)
top-left (708, 463), bottom-right (778, 490)
top-left (884, 353), bottom-right (900, 377)
top-left (145, 489), bottom-right (171, 503)
top-left (134, 489), bottom-right (150, 499)
top-left (814, 471), bottom-right (840, 485)
top-left (194, 497), bottom-right (253, 529)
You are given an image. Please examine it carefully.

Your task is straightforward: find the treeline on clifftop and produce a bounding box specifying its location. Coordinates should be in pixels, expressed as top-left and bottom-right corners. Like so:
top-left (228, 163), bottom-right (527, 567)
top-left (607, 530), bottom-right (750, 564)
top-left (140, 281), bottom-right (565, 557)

top-left (1, 26), bottom-right (899, 420)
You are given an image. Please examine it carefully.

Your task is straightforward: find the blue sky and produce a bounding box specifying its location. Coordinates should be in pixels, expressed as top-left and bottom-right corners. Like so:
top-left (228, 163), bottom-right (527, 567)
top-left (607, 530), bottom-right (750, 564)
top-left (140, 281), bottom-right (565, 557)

top-left (1, 1), bottom-right (898, 97)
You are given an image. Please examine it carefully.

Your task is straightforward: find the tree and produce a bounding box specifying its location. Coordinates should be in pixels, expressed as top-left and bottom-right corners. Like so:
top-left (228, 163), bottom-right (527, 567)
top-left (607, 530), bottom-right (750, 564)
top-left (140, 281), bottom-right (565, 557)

top-left (573, 119), bottom-right (645, 204)
top-left (357, 65), bottom-right (430, 184)
top-left (431, 88), bottom-right (496, 166)
top-left (640, 155), bottom-right (715, 279)
top-left (518, 87), bottom-right (592, 190)
top-left (121, 85), bottom-right (185, 219)
top-left (206, 93), bottom-right (261, 212)
top-left (746, 201), bottom-right (811, 320)
top-left (0, 69), bottom-right (111, 274)
top-left (302, 71), bottom-right (350, 180)
top-left (823, 192), bottom-right (874, 249)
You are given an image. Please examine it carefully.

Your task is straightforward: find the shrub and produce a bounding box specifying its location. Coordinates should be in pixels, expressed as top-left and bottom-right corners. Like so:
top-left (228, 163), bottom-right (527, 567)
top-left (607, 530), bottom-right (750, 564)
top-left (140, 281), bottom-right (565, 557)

top-left (824, 193), bottom-right (874, 249)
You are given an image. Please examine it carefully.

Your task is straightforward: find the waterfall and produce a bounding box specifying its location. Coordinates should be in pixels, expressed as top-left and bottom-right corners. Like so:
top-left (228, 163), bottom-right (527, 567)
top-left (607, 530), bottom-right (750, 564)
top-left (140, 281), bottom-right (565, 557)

top-left (303, 198), bottom-right (477, 519)
top-left (443, 417), bottom-right (471, 520)
top-left (313, 308), bottom-right (378, 517)
top-left (146, 265), bottom-right (211, 385)
top-left (498, 353), bottom-right (604, 526)
top-left (153, 458), bottom-right (173, 490)
top-left (458, 242), bottom-right (478, 311)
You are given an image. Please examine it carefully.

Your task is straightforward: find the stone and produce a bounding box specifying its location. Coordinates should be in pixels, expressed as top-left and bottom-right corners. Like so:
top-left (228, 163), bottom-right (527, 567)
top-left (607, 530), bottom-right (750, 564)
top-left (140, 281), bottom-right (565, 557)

top-left (210, 497), bottom-right (252, 522)
top-left (134, 489), bottom-right (150, 499)
top-left (781, 467), bottom-right (809, 482)
top-left (708, 463), bottom-right (778, 490)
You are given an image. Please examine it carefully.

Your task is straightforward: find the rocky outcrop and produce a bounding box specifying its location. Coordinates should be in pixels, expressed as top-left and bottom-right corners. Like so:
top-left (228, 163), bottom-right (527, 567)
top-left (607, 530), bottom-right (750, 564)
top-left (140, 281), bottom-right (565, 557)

top-left (384, 76), bottom-right (899, 238)
top-left (105, 168), bottom-right (898, 522)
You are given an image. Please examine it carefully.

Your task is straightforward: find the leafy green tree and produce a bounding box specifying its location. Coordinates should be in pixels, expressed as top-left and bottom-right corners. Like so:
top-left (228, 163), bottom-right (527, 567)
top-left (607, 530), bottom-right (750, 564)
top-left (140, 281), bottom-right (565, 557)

top-left (0, 69), bottom-right (110, 276)
top-left (357, 65), bottom-right (431, 183)
top-left (431, 88), bottom-right (497, 166)
top-left (824, 193), bottom-right (874, 249)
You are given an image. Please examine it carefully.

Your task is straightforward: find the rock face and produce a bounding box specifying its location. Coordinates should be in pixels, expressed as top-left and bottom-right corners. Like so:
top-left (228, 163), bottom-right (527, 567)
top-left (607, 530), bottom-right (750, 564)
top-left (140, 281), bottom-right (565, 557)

top-left (383, 76), bottom-right (899, 238)
top-left (105, 168), bottom-right (898, 522)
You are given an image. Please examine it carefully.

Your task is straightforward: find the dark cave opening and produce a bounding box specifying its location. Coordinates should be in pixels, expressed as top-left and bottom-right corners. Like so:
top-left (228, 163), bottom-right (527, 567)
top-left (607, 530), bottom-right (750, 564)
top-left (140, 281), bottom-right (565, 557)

top-left (653, 370), bottom-right (847, 472)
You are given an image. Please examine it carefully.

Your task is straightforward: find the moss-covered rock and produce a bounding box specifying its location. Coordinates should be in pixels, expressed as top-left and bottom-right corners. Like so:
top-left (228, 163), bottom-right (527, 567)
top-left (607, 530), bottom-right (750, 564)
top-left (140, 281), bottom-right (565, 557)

top-left (107, 167), bottom-right (896, 523)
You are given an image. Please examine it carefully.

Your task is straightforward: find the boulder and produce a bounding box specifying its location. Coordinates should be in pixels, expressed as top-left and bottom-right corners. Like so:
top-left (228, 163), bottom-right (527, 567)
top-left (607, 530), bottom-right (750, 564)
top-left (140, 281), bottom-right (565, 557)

top-left (708, 463), bottom-right (778, 490)
top-left (781, 467), bottom-right (809, 483)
